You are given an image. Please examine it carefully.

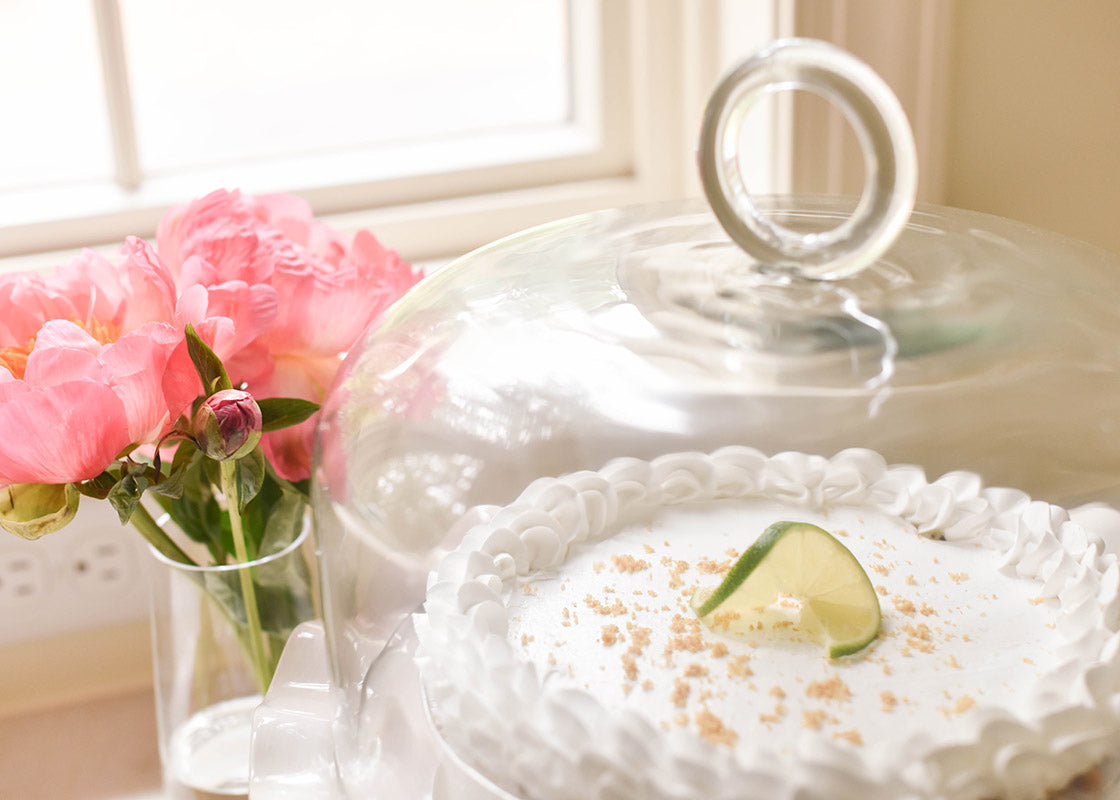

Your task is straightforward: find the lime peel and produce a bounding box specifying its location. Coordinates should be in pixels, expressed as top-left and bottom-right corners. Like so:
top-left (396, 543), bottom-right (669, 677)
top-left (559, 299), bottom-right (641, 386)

top-left (690, 521), bottom-right (882, 659)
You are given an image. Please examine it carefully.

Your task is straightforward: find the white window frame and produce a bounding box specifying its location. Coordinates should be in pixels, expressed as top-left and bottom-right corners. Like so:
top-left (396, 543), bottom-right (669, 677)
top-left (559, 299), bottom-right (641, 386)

top-left (1, 1), bottom-right (793, 271)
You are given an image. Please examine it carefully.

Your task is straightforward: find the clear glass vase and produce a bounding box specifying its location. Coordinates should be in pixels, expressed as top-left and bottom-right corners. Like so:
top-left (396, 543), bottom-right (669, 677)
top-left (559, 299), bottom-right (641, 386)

top-left (147, 520), bottom-right (315, 799)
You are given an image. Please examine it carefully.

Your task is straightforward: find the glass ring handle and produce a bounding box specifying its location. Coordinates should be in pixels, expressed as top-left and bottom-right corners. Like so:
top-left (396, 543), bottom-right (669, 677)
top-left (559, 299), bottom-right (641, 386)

top-left (698, 38), bottom-right (918, 280)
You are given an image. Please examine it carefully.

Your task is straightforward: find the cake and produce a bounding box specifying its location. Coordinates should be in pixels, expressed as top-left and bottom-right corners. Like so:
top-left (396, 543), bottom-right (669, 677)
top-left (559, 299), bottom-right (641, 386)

top-left (414, 448), bottom-right (1120, 800)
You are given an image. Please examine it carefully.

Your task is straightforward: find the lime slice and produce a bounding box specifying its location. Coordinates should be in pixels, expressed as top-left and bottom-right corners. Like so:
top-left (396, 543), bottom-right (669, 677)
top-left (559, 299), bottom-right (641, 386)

top-left (690, 521), bottom-right (881, 658)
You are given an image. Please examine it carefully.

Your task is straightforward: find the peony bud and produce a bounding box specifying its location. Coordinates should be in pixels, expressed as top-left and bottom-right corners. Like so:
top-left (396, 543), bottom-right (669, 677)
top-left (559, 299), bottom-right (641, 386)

top-left (0, 483), bottom-right (80, 540)
top-left (192, 389), bottom-right (263, 461)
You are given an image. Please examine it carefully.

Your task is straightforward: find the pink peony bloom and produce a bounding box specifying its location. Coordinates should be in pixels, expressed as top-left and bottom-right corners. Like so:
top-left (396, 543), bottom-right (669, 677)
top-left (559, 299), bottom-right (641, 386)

top-left (157, 189), bottom-right (421, 481)
top-left (0, 238), bottom-right (276, 485)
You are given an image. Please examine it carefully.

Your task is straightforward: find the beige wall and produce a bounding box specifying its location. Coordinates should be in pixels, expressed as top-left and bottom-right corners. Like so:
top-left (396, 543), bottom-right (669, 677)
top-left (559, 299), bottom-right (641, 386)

top-left (946, 0), bottom-right (1120, 256)
top-left (790, 0), bottom-right (1120, 257)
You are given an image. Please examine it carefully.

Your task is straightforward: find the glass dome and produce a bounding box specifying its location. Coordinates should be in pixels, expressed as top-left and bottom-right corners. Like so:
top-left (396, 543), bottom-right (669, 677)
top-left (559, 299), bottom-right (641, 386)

top-left (298, 40), bottom-right (1120, 800)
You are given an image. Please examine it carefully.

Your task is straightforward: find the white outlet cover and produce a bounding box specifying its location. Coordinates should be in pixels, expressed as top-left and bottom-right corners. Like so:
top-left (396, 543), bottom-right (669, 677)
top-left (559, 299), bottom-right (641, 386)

top-left (0, 500), bottom-right (154, 645)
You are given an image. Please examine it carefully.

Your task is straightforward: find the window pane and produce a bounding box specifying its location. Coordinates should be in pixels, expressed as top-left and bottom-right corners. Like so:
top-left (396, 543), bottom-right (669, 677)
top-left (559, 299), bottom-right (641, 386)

top-left (0, 0), bottom-right (113, 193)
top-left (120, 0), bottom-right (572, 177)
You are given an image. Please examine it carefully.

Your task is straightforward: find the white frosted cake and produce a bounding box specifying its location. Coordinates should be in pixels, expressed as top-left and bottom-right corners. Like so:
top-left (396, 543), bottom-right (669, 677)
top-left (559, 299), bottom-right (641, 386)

top-left (415, 448), bottom-right (1120, 800)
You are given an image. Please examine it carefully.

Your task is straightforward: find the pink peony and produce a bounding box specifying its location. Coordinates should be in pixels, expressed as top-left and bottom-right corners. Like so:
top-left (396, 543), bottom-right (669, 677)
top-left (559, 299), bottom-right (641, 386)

top-left (192, 388), bottom-right (263, 462)
top-left (0, 238), bottom-right (276, 485)
top-left (157, 189), bottom-right (421, 480)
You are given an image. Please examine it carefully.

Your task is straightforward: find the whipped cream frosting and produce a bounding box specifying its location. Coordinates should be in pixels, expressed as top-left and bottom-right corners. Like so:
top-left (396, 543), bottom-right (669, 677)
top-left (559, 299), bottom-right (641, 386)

top-left (415, 448), bottom-right (1120, 800)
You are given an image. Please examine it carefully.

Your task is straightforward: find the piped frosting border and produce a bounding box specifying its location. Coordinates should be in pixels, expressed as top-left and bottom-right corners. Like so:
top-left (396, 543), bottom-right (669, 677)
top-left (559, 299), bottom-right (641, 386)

top-left (415, 448), bottom-right (1120, 800)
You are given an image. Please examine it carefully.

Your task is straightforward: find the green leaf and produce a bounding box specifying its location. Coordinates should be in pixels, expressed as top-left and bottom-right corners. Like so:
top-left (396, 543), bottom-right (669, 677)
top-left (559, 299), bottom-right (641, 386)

top-left (258, 397), bottom-right (320, 433)
top-left (108, 472), bottom-right (149, 524)
top-left (233, 447), bottom-right (266, 513)
top-left (257, 488), bottom-right (307, 558)
top-left (185, 323), bottom-right (232, 394)
top-left (157, 457), bottom-right (227, 559)
top-left (76, 471), bottom-right (118, 500)
top-left (151, 441), bottom-right (204, 500)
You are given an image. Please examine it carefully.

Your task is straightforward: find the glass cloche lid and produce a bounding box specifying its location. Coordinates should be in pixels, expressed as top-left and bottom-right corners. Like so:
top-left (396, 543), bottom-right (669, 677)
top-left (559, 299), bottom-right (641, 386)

top-left (303, 39), bottom-right (1120, 800)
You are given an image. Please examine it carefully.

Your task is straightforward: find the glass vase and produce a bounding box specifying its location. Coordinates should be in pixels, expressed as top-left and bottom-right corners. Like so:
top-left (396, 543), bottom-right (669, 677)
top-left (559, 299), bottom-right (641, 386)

top-left (147, 520), bottom-right (315, 799)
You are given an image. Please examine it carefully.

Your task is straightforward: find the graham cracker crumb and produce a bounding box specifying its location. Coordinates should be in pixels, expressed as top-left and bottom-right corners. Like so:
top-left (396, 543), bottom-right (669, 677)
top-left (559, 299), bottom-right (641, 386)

top-left (669, 613), bottom-right (700, 634)
top-left (626, 624), bottom-right (652, 655)
top-left (801, 709), bottom-right (833, 730)
top-left (709, 642), bottom-right (730, 658)
top-left (695, 710), bottom-right (738, 746)
top-left (664, 633), bottom-right (705, 655)
top-left (696, 557), bottom-right (732, 574)
top-left (759, 704), bottom-right (786, 724)
top-left (727, 654), bottom-right (754, 679)
top-left (769, 686), bottom-right (786, 699)
top-left (875, 585), bottom-right (888, 596)
top-left (949, 572), bottom-right (969, 584)
top-left (833, 729), bottom-right (863, 746)
top-left (903, 623), bottom-right (931, 640)
top-left (662, 557), bottom-right (690, 589)
top-left (670, 678), bottom-right (690, 707)
top-left (806, 675), bottom-right (851, 702)
top-left (683, 663), bottom-right (709, 679)
top-left (872, 564), bottom-right (890, 576)
top-left (600, 624), bottom-right (621, 646)
top-left (880, 691), bottom-right (898, 712)
top-left (953, 695), bottom-right (975, 714)
top-left (892, 596), bottom-right (917, 616)
top-left (612, 554), bottom-right (650, 574)
top-left (585, 594), bottom-right (627, 616)
top-left (621, 652), bottom-right (638, 681)
top-left (520, 633), bottom-right (534, 645)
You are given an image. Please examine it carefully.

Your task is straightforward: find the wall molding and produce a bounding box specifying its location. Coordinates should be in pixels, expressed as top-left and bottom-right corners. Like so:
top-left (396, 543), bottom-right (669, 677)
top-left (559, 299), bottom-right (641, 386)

top-left (791, 0), bottom-right (955, 204)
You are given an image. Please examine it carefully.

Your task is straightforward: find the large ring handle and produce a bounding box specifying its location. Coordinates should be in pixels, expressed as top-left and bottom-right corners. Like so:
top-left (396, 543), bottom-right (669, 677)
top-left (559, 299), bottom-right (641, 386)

top-left (698, 38), bottom-right (918, 280)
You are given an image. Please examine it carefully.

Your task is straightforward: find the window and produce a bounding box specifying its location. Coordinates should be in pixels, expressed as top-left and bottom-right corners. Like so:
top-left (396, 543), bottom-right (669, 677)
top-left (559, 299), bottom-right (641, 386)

top-left (0, 1), bottom-right (789, 267)
top-left (1, 0), bottom-right (794, 719)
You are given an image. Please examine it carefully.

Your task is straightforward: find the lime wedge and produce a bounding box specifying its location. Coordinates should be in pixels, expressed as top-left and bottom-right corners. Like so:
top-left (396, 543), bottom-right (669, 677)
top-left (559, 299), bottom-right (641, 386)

top-left (690, 521), bottom-right (881, 658)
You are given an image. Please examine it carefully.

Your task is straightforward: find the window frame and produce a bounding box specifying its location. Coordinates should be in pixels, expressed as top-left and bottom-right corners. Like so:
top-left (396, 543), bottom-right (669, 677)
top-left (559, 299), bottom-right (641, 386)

top-left (0, 0), bottom-right (791, 268)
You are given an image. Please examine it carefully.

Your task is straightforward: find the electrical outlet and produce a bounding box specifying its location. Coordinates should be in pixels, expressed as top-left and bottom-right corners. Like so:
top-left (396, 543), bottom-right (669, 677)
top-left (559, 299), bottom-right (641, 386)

top-left (68, 532), bottom-right (135, 594)
top-left (0, 549), bottom-right (51, 607)
top-left (0, 501), bottom-right (153, 646)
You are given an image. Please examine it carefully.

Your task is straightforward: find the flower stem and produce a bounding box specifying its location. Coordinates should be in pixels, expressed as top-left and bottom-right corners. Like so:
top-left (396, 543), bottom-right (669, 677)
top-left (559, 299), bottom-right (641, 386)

top-left (129, 503), bottom-right (198, 566)
top-left (220, 460), bottom-right (272, 694)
